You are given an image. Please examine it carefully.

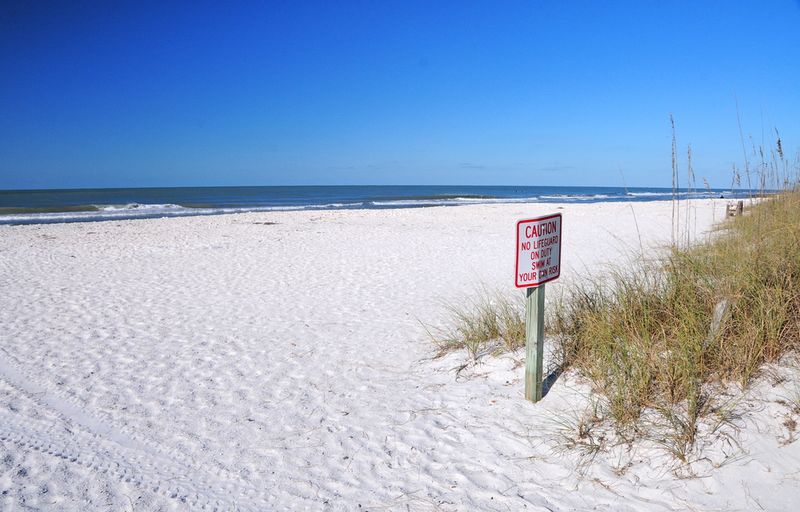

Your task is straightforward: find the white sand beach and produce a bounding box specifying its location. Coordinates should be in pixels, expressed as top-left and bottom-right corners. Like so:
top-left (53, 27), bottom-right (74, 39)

top-left (1, 200), bottom-right (799, 511)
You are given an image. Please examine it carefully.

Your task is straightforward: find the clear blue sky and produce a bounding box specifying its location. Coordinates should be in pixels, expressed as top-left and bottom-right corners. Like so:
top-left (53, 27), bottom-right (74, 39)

top-left (2, 1), bottom-right (799, 189)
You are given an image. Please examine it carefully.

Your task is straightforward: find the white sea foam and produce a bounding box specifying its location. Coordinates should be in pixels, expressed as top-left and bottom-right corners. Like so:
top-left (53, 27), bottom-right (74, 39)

top-left (368, 196), bottom-right (541, 207)
top-left (625, 191), bottom-right (669, 197)
top-left (0, 202), bottom-right (367, 225)
top-left (95, 203), bottom-right (185, 211)
top-left (538, 193), bottom-right (615, 200)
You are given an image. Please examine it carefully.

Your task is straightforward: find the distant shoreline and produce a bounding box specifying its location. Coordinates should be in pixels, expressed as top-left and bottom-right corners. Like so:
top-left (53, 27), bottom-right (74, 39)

top-left (0, 184), bottom-right (752, 226)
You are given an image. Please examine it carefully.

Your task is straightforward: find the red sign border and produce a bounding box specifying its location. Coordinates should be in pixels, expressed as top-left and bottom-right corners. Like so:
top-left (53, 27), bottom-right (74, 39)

top-left (515, 213), bottom-right (563, 288)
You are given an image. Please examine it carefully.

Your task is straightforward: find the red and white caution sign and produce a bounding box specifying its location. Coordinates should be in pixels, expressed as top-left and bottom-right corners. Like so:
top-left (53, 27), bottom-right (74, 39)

top-left (515, 213), bottom-right (562, 288)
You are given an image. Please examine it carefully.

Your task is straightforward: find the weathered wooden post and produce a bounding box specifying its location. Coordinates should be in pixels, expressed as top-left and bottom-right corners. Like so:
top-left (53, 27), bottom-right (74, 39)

top-left (524, 284), bottom-right (546, 401)
top-left (515, 213), bottom-right (563, 403)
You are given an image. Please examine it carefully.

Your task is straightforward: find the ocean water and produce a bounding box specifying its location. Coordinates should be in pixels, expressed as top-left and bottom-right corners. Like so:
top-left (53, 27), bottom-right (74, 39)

top-left (0, 185), bottom-right (745, 225)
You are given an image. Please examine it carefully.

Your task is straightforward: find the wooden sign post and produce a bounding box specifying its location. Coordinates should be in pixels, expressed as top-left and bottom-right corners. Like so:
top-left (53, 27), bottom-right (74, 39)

top-left (515, 213), bottom-right (562, 402)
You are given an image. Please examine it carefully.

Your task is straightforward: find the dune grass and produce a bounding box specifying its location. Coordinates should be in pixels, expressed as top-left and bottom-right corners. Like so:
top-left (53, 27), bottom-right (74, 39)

top-left (429, 289), bottom-right (525, 361)
top-left (430, 137), bottom-right (800, 456)
top-left (552, 191), bottom-right (800, 436)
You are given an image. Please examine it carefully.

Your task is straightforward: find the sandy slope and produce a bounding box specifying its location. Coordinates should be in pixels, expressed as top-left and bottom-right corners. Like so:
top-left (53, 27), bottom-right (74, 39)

top-left (1, 200), bottom-right (798, 511)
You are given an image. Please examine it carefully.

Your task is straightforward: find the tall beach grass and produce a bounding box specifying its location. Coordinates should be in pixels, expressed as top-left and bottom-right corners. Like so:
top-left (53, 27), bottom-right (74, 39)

top-left (552, 190), bottom-right (800, 430)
